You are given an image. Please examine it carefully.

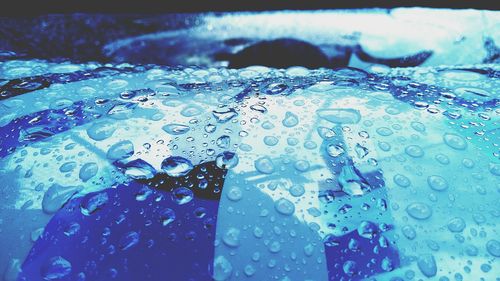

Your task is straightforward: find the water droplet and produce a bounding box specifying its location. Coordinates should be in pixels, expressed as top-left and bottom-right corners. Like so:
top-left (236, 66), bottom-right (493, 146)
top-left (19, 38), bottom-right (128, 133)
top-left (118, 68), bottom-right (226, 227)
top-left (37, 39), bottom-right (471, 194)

top-left (435, 154), bottom-right (450, 165)
top-left (405, 145), bottom-right (424, 158)
top-left (213, 256), bottom-right (232, 281)
top-left (120, 159), bottom-right (156, 179)
top-left (181, 106), bottom-right (203, 117)
top-left (447, 217), bottom-right (466, 232)
top-left (161, 156), bottom-right (193, 177)
top-left (266, 83), bottom-right (288, 95)
top-left (317, 108), bottom-right (361, 124)
top-left (417, 254), bottom-right (437, 277)
top-left (250, 104), bottom-right (267, 113)
top-left (41, 256), bottom-right (72, 280)
top-left (427, 175), bottom-right (448, 191)
top-left (42, 184), bottom-right (81, 214)
top-left (264, 136), bottom-right (279, 146)
top-left (159, 208), bottom-right (176, 226)
top-left (216, 152), bottom-right (239, 169)
top-left (216, 135), bottom-right (231, 149)
top-left (172, 187), bottom-right (193, 205)
top-left (162, 123), bottom-right (190, 135)
top-left (289, 184), bottom-right (305, 197)
top-left (119, 231), bottom-right (140, 250)
top-left (317, 127), bottom-right (336, 139)
top-left (212, 108), bottom-right (238, 123)
top-left (343, 260), bottom-right (356, 276)
top-left (406, 202), bottom-right (432, 220)
top-left (80, 192), bottom-right (108, 216)
top-left (79, 162), bottom-right (98, 182)
top-left (223, 227), bottom-right (240, 247)
top-left (376, 127), bottom-right (393, 136)
top-left (488, 163), bottom-right (500, 176)
top-left (393, 174), bottom-right (411, 188)
top-left (326, 144), bottom-right (344, 157)
top-left (226, 186), bottom-right (243, 201)
top-left (255, 156), bottom-right (275, 174)
top-left (357, 221), bottom-right (378, 239)
top-left (274, 198), bottom-right (295, 216)
top-left (486, 240), bottom-right (500, 257)
top-left (107, 102), bottom-right (137, 119)
top-left (443, 133), bottom-right (467, 150)
top-left (87, 122), bottom-right (116, 141)
top-left (411, 122), bottom-right (426, 133)
top-left (107, 140), bottom-right (134, 160)
top-left (401, 225), bottom-right (416, 240)
top-left (282, 112), bottom-right (299, 127)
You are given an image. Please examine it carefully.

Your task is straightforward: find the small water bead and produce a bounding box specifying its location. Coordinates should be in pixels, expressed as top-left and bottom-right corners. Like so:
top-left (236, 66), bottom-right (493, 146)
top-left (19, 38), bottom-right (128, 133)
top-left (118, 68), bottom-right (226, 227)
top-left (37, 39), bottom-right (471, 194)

top-left (162, 123), bottom-right (190, 135)
top-left (417, 254), bottom-right (437, 277)
top-left (489, 163), bottom-right (500, 176)
top-left (317, 127), bottom-right (336, 139)
top-left (226, 186), bottom-right (243, 201)
top-left (378, 141), bottom-right (391, 151)
top-left (406, 202), bottom-right (432, 220)
top-left (317, 109), bottom-right (361, 124)
top-left (486, 239), bottom-right (500, 257)
top-left (172, 187), bottom-right (193, 205)
top-left (264, 136), bottom-right (279, 146)
top-left (393, 174), bottom-right (411, 188)
top-left (357, 221), bottom-right (378, 239)
top-left (282, 111), bottom-right (299, 127)
top-left (213, 256), bottom-right (232, 281)
top-left (212, 108), bottom-right (238, 123)
top-left (427, 175), bottom-right (449, 191)
top-left (461, 158), bottom-right (474, 168)
top-left (87, 122), bottom-right (116, 141)
top-left (274, 198), bottom-right (295, 216)
top-left (122, 159), bottom-right (156, 179)
top-left (41, 256), bottom-right (72, 280)
top-left (294, 160), bottom-right (310, 172)
top-left (223, 227), bottom-right (241, 248)
top-left (216, 152), bottom-right (239, 169)
top-left (107, 140), bottom-right (134, 160)
top-left (343, 260), bottom-right (356, 276)
top-left (443, 133), bottom-right (468, 150)
top-left (216, 135), bottom-right (231, 149)
top-left (161, 156), bottom-right (193, 177)
top-left (447, 217), bottom-right (466, 232)
top-left (401, 225), bottom-right (416, 240)
top-left (250, 104), bottom-right (267, 113)
top-left (42, 184), bottom-right (82, 214)
top-left (244, 265), bottom-right (256, 277)
top-left (435, 154), bottom-right (450, 165)
top-left (119, 231), bottom-right (140, 251)
top-left (180, 106), bottom-right (203, 117)
top-left (376, 127), bottom-right (393, 136)
top-left (159, 208), bottom-right (176, 226)
top-left (59, 161), bottom-right (76, 173)
top-left (255, 156), bottom-right (275, 174)
top-left (205, 124), bottom-right (216, 133)
top-left (405, 145), bottom-right (424, 158)
top-left (266, 83), bottom-right (288, 95)
top-left (80, 192), bottom-right (109, 216)
top-left (326, 144), bottom-right (345, 157)
top-left (289, 184), bottom-right (305, 197)
top-left (261, 121), bottom-right (274, 129)
top-left (411, 121), bottom-right (426, 133)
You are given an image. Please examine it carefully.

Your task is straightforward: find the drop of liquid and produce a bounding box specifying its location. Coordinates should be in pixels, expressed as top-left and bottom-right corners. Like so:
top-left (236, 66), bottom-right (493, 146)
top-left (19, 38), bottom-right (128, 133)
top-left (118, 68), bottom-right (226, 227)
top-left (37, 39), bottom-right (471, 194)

top-left (79, 162), bottom-right (98, 182)
top-left (162, 123), bottom-right (190, 135)
top-left (216, 152), bottom-right (239, 169)
top-left (443, 133), bottom-right (467, 150)
top-left (161, 156), bottom-right (193, 177)
top-left (159, 208), bottom-right (176, 226)
top-left (274, 198), bottom-right (295, 216)
top-left (213, 256), bottom-right (232, 281)
top-left (406, 202), bottom-right (432, 220)
top-left (317, 108), bottom-right (361, 124)
top-left (171, 187), bottom-right (193, 205)
top-left (107, 140), bottom-right (134, 160)
top-left (80, 192), bottom-right (109, 216)
top-left (222, 227), bottom-right (241, 247)
top-left (212, 108), bottom-right (238, 123)
top-left (405, 145), bottom-right (424, 158)
top-left (282, 112), bottom-right (299, 127)
top-left (486, 239), bottom-right (500, 257)
top-left (119, 231), bottom-right (140, 251)
top-left (447, 217), bottom-right (466, 232)
top-left (41, 256), bottom-right (72, 280)
top-left (417, 254), bottom-right (437, 277)
top-left (255, 156), bottom-right (275, 174)
top-left (42, 184), bottom-right (82, 214)
top-left (427, 175), bottom-right (448, 191)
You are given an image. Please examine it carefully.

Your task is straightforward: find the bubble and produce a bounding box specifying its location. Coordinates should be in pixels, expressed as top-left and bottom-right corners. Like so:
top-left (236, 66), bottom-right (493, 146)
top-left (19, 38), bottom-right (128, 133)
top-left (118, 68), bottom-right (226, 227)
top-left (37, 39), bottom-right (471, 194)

top-left (317, 109), bottom-right (361, 124)
top-left (107, 140), bottom-right (134, 160)
top-left (255, 156), bottom-right (275, 174)
top-left (162, 123), bottom-right (190, 135)
top-left (417, 254), bottom-right (437, 277)
top-left (427, 175), bottom-right (448, 191)
top-left (443, 133), bottom-right (467, 150)
top-left (406, 202), bottom-right (432, 220)
top-left (405, 145), bottom-right (424, 158)
top-left (282, 111), bottom-right (299, 127)
top-left (161, 156), bottom-right (193, 177)
top-left (41, 256), bottom-right (72, 280)
top-left (274, 198), bottom-right (295, 216)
